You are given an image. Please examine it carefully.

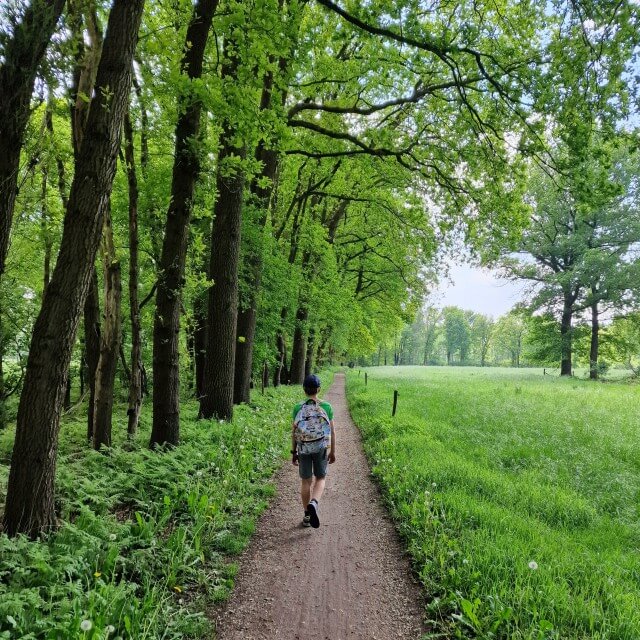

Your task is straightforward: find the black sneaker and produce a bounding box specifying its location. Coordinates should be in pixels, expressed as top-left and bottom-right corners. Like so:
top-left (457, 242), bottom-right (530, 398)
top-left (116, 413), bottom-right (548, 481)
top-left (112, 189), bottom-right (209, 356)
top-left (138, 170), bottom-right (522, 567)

top-left (307, 501), bottom-right (320, 528)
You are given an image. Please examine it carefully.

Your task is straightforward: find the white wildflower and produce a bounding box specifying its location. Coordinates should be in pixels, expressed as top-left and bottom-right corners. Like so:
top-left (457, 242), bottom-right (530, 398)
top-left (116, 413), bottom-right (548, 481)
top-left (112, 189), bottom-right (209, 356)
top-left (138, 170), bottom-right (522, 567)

top-left (528, 561), bottom-right (538, 570)
top-left (107, 625), bottom-right (116, 634)
top-left (109, 533), bottom-right (117, 541)
top-left (80, 620), bottom-right (92, 632)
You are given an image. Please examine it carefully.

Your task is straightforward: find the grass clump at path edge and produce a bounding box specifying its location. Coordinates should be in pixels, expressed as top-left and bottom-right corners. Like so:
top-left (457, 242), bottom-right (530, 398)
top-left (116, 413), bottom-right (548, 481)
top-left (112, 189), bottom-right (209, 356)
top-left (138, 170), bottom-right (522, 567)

top-left (0, 380), bottom-right (313, 640)
top-left (347, 366), bottom-right (640, 640)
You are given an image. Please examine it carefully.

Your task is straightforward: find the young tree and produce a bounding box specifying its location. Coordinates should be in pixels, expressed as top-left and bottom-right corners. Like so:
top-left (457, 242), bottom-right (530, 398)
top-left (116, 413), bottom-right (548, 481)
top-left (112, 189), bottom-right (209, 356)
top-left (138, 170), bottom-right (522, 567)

top-left (123, 110), bottom-right (143, 435)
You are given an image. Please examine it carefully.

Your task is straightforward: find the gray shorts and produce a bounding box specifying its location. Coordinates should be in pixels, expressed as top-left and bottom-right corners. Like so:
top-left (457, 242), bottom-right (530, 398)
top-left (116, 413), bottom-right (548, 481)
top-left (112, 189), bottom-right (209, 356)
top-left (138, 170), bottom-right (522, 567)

top-left (298, 448), bottom-right (328, 479)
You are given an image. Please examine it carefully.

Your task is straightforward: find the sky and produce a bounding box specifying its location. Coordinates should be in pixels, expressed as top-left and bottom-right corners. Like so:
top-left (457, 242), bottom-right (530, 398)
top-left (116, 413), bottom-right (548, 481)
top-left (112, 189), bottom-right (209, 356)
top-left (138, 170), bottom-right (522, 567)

top-left (431, 263), bottom-right (526, 318)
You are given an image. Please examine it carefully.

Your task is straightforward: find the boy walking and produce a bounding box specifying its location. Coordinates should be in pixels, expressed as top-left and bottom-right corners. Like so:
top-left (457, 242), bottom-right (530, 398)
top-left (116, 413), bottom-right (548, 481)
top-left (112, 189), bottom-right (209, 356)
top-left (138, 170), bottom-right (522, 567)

top-left (292, 374), bottom-right (336, 528)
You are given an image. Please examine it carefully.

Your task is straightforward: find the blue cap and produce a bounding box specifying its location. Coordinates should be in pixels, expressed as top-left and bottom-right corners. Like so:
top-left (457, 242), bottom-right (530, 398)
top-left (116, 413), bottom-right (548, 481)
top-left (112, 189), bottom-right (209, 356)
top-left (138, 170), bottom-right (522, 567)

top-left (303, 374), bottom-right (321, 391)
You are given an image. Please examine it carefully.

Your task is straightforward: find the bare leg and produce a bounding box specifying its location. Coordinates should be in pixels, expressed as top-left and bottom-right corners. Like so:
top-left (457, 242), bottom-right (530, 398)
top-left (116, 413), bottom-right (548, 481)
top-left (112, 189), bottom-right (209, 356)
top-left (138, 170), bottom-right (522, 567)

top-left (311, 476), bottom-right (326, 503)
top-left (301, 478), bottom-right (312, 509)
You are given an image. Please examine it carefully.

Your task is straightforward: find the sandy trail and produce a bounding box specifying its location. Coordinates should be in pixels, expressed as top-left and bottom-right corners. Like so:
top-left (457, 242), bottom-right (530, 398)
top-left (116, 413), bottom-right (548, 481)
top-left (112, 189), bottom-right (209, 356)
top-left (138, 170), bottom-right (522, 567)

top-left (214, 373), bottom-right (426, 640)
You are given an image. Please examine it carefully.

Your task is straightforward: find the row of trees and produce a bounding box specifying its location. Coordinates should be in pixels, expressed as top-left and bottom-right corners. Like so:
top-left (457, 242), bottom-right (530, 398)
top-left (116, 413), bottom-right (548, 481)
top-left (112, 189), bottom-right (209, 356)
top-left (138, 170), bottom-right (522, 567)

top-left (0, 0), bottom-right (638, 538)
top-left (388, 304), bottom-right (640, 373)
top-left (389, 307), bottom-right (526, 368)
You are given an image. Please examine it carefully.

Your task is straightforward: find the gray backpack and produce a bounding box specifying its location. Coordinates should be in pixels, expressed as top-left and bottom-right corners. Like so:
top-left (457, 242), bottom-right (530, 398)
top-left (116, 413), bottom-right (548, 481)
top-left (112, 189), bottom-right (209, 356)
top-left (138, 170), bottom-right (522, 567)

top-left (294, 399), bottom-right (331, 454)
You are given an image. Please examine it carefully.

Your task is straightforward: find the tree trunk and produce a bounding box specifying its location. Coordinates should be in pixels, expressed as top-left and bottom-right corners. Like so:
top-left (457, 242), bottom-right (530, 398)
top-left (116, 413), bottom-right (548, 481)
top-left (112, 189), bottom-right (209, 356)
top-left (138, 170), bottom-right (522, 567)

top-left (289, 305), bottom-right (308, 385)
top-left (0, 302), bottom-right (6, 430)
top-left (93, 206), bottom-right (122, 450)
top-left (590, 300), bottom-right (599, 380)
top-left (79, 347), bottom-right (85, 397)
top-left (304, 327), bottom-right (315, 377)
top-left (233, 59), bottom-right (285, 405)
top-left (41, 165), bottom-right (53, 291)
top-left (69, 2), bottom-right (104, 442)
top-left (199, 42), bottom-right (246, 421)
top-left (235, 305), bottom-right (258, 403)
top-left (200, 139), bottom-right (246, 418)
top-left (123, 110), bottom-right (142, 435)
top-left (273, 308), bottom-right (288, 387)
top-left (84, 272), bottom-right (101, 440)
top-left (2, 0), bottom-right (146, 538)
top-left (0, 0), bottom-right (66, 276)
top-left (560, 294), bottom-right (573, 376)
top-left (151, 0), bottom-right (219, 446)
top-left (193, 293), bottom-right (207, 399)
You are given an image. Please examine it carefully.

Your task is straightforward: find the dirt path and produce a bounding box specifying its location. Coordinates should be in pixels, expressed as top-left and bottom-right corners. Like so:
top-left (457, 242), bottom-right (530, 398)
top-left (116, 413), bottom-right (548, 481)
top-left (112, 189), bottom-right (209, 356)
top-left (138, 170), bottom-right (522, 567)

top-left (214, 373), bottom-right (426, 640)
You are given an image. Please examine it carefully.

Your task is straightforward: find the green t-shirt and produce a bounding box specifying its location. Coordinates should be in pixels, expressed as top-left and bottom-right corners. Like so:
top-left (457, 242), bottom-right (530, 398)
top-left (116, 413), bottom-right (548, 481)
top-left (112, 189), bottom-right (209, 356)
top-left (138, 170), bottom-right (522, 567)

top-left (292, 399), bottom-right (334, 421)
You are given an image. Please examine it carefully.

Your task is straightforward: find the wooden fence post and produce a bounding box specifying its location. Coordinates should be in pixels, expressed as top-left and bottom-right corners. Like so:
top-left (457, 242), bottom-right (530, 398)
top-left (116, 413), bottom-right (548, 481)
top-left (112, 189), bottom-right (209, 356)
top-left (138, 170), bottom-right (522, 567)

top-left (392, 390), bottom-right (398, 416)
top-left (365, 372), bottom-right (368, 386)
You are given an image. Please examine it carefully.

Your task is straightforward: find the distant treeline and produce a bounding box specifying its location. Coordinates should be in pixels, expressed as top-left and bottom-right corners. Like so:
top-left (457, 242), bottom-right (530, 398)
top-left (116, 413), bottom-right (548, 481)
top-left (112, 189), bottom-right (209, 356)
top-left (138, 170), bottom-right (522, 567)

top-left (362, 307), bottom-right (640, 376)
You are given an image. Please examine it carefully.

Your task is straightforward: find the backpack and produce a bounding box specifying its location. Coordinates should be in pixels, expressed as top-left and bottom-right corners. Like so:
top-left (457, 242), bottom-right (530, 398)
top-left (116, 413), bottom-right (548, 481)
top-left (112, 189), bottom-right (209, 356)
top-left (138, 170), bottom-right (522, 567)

top-left (294, 399), bottom-right (331, 455)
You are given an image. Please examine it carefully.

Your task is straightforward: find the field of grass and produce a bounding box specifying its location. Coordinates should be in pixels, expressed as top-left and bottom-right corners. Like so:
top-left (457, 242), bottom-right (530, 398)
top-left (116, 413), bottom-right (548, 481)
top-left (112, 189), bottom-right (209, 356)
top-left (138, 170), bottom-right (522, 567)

top-left (347, 366), bottom-right (640, 640)
top-left (0, 377), bottom-right (322, 640)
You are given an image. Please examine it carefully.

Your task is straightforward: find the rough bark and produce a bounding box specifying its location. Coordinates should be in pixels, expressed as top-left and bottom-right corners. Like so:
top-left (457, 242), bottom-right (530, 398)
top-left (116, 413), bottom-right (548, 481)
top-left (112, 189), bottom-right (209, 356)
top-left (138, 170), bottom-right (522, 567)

top-left (92, 205), bottom-right (122, 450)
top-left (200, 138), bottom-right (246, 418)
top-left (199, 39), bottom-right (246, 421)
top-left (123, 110), bottom-right (142, 435)
top-left (0, 0), bottom-right (66, 277)
top-left (590, 299), bottom-right (599, 380)
top-left (3, 0), bottom-right (146, 538)
top-left (151, 0), bottom-right (219, 447)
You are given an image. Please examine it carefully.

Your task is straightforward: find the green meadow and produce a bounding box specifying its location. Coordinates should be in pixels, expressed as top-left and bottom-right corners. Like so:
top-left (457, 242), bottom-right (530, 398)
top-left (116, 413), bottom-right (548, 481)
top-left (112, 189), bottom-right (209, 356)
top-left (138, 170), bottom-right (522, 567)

top-left (347, 366), bottom-right (640, 640)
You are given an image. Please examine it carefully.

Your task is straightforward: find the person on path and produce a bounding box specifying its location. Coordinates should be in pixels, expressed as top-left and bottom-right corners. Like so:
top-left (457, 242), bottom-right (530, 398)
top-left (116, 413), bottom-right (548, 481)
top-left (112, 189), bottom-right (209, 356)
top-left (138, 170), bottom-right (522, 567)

top-left (291, 374), bottom-right (336, 528)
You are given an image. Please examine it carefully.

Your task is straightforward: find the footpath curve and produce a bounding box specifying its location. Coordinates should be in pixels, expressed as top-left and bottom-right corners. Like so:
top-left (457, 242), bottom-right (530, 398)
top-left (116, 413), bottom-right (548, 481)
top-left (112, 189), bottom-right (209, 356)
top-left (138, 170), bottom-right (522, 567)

top-left (214, 373), bottom-right (426, 640)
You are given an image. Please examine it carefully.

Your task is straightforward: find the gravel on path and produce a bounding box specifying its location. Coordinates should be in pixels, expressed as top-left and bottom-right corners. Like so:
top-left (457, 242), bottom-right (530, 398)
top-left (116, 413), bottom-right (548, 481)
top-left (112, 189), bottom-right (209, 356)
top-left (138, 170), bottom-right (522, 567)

top-left (213, 373), bottom-right (426, 640)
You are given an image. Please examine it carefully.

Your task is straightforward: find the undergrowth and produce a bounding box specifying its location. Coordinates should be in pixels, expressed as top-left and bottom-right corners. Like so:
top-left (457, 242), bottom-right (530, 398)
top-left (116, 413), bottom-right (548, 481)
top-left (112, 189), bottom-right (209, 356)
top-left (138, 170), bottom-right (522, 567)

top-left (0, 380), bottom-right (312, 640)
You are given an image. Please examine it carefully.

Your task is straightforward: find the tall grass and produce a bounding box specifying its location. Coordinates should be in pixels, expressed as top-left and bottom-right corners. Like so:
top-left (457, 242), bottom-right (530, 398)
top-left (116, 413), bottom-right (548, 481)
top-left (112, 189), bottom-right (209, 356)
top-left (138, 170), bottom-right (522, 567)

top-left (347, 366), bottom-right (640, 639)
